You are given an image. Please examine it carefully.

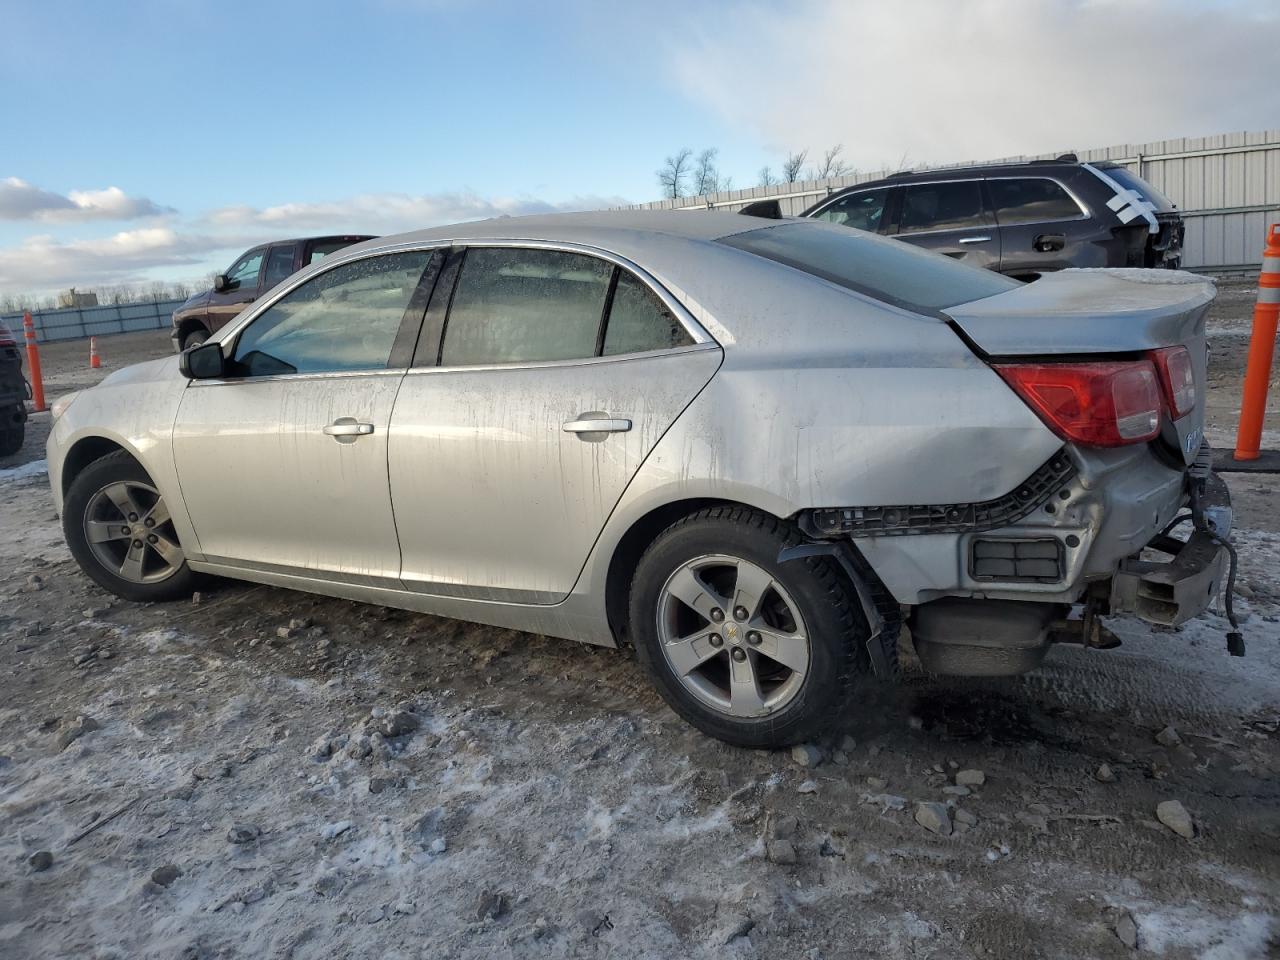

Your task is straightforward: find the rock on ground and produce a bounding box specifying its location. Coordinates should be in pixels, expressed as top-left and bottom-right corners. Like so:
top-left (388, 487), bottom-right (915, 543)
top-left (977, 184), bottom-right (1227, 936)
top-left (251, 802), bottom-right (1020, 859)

top-left (1155, 800), bottom-right (1195, 839)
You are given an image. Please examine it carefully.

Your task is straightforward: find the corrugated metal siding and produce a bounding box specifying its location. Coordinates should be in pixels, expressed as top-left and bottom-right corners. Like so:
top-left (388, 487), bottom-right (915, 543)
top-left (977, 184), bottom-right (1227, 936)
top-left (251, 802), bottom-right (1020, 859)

top-left (627, 129), bottom-right (1280, 273)
top-left (1, 299), bottom-right (185, 343)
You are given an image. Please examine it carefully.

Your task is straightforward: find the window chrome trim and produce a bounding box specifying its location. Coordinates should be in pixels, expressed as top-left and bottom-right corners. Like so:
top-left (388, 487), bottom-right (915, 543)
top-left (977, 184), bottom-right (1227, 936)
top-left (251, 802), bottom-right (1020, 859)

top-left (445, 238), bottom-right (714, 347)
top-left (403, 341), bottom-right (720, 377)
top-left (984, 175), bottom-right (1090, 225)
top-left (187, 367), bottom-right (408, 388)
top-left (211, 241), bottom-right (454, 347)
top-left (210, 237), bottom-right (716, 368)
top-left (805, 185), bottom-right (892, 221)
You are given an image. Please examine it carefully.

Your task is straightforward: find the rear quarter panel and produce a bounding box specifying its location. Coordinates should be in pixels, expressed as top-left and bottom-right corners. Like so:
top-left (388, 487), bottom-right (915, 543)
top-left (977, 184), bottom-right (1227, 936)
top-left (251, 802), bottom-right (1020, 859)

top-left (570, 252), bottom-right (1062, 604)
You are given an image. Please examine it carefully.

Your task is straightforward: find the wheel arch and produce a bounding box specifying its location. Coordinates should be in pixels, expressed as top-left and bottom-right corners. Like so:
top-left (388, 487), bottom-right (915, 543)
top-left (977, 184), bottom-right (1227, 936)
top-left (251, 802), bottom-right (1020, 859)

top-left (174, 315), bottom-right (210, 347)
top-left (60, 435), bottom-right (138, 497)
top-left (604, 497), bottom-right (747, 646)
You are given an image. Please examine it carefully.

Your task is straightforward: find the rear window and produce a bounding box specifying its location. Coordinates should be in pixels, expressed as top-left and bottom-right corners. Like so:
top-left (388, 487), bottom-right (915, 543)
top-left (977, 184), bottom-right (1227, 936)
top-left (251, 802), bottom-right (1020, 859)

top-left (719, 221), bottom-right (1018, 315)
top-left (1096, 167), bottom-right (1176, 212)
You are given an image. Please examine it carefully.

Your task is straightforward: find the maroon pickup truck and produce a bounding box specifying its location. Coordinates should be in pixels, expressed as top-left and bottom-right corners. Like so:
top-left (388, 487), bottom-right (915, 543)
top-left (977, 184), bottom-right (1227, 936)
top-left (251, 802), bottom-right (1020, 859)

top-left (170, 235), bottom-right (374, 351)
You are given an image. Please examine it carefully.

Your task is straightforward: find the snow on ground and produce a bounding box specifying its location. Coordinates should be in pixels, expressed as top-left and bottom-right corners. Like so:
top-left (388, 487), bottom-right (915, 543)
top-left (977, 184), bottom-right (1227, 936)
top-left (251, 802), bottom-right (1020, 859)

top-left (1, 465), bottom-right (1277, 959)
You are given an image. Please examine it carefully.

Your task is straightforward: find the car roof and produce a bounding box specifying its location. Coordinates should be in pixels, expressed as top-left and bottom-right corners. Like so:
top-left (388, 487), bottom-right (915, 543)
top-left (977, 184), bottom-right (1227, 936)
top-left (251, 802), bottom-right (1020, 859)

top-left (830, 159), bottom-right (1098, 193)
top-left (347, 210), bottom-right (763, 255)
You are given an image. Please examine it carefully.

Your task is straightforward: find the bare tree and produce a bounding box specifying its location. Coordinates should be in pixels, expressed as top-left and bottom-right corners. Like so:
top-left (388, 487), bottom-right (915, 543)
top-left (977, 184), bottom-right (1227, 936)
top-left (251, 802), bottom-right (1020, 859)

top-left (657, 148), bottom-right (694, 199)
top-left (781, 149), bottom-right (809, 183)
top-left (691, 148), bottom-right (722, 197)
top-left (810, 144), bottom-right (852, 180)
top-left (147, 281), bottom-right (169, 302)
top-left (758, 166), bottom-right (777, 187)
top-left (171, 281), bottom-right (190, 300)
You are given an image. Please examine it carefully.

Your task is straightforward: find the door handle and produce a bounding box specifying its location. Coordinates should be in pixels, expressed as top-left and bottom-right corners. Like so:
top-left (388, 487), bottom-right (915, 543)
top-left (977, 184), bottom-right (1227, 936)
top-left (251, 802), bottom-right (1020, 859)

top-left (1034, 233), bottom-right (1066, 252)
top-left (323, 418), bottom-right (375, 443)
top-left (562, 417), bottom-right (632, 434)
top-left (957, 236), bottom-right (991, 244)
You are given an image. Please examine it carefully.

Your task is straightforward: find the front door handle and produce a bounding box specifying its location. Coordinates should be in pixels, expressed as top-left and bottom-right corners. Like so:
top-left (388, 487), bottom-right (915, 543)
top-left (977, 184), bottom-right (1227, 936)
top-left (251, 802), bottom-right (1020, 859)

top-left (957, 235), bottom-right (992, 244)
top-left (563, 416), bottom-right (632, 434)
top-left (1034, 233), bottom-right (1066, 252)
top-left (323, 417), bottom-right (375, 443)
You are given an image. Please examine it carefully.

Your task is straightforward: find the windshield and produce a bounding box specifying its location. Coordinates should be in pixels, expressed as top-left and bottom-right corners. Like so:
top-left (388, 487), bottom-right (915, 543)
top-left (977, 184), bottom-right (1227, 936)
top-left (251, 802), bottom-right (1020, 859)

top-left (1100, 167), bottom-right (1177, 212)
top-left (720, 221), bottom-right (1018, 316)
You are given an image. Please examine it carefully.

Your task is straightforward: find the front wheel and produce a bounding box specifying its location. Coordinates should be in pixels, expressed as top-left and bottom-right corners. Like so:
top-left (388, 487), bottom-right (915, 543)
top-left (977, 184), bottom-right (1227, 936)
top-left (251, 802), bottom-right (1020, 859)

top-left (180, 328), bottom-right (209, 351)
top-left (63, 451), bottom-right (198, 602)
top-left (628, 506), bottom-right (870, 748)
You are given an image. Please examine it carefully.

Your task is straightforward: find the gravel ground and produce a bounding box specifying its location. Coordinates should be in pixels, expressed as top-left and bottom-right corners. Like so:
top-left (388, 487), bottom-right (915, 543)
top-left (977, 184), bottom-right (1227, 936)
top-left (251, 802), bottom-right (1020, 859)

top-left (1, 281), bottom-right (1277, 959)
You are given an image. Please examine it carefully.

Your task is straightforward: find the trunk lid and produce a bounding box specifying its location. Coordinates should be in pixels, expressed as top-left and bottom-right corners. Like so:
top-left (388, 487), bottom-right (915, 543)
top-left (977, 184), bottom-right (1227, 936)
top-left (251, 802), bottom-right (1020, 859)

top-left (944, 269), bottom-right (1215, 465)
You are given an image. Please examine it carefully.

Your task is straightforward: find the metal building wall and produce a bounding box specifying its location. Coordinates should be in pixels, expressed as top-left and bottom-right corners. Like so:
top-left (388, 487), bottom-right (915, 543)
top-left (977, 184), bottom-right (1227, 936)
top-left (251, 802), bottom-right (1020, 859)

top-left (627, 129), bottom-right (1280, 274)
top-left (1, 298), bottom-right (186, 344)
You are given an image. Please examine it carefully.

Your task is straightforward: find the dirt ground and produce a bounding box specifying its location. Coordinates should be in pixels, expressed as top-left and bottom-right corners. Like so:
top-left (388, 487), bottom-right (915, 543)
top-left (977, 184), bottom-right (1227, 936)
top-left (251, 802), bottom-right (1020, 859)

top-left (1, 280), bottom-right (1278, 960)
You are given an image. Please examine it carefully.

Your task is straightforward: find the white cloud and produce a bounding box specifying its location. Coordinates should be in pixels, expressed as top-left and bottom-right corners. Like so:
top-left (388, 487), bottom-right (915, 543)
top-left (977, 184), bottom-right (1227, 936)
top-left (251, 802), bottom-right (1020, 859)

top-left (666, 0), bottom-right (1280, 172)
top-left (207, 190), bottom-right (630, 235)
top-left (0, 189), bottom-right (630, 297)
top-left (0, 227), bottom-right (250, 291)
top-left (0, 177), bottom-right (171, 222)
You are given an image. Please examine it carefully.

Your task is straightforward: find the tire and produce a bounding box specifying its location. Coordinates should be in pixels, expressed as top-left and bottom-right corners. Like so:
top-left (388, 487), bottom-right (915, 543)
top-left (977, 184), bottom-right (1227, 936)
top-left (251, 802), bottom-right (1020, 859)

top-left (628, 506), bottom-right (870, 748)
top-left (0, 423), bottom-right (22, 457)
top-left (181, 328), bottom-right (209, 351)
top-left (63, 451), bottom-right (198, 603)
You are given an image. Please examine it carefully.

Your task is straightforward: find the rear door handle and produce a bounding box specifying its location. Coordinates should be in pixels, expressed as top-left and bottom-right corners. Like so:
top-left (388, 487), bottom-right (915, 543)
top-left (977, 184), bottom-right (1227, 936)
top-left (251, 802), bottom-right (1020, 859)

top-left (563, 417), bottom-right (632, 434)
top-left (1034, 233), bottom-right (1066, 252)
top-left (323, 417), bottom-right (375, 443)
top-left (957, 236), bottom-right (991, 244)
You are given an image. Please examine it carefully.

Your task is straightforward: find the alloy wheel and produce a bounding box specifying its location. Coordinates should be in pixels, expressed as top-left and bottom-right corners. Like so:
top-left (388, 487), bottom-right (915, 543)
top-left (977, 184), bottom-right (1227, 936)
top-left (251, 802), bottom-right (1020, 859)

top-left (83, 480), bottom-right (185, 584)
top-left (656, 554), bottom-right (810, 718)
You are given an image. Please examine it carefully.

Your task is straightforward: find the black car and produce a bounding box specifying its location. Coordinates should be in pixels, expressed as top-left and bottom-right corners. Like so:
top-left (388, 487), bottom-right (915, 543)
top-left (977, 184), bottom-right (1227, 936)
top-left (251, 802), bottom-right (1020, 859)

top-left (739, 156), bottom-right (1184, 280)
top-left (171, 235), bottom-right (375, 350)
top-left (0, 318), bottom-right (27, 456)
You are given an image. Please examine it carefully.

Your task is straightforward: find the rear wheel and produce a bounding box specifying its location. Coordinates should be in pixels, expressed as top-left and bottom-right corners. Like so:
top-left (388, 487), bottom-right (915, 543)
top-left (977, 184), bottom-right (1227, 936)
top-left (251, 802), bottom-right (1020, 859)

top-left (64, 451), bottom-right (197, 602)
top-left (629, 506), bottom-right (870, 748)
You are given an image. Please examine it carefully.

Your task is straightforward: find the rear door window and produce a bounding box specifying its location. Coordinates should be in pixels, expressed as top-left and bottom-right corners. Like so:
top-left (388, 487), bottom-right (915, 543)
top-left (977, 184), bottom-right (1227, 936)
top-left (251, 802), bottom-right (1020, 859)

top-left (441, 248), bottom-right (612, 366)
top-left (306, 240), bottom-right (356, 266)
top-left (811, 188), bottom-right (890, 232)
top-left (720, 221), bottom-right (1018, 315)
top-left (602, 270), bottom-right (693, 355)
top-left (261, 244), bottom-right (297, 290)
top-left (899, 181), bottom-right (987, 234)
top-left (988, 178), bottom-right (1082, 225)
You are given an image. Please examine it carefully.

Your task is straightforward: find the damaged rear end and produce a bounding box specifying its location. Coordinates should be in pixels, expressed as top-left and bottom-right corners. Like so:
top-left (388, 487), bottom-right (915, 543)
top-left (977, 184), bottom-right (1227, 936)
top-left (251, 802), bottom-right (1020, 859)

top-left (871, 269), bottom-right (1235, 674)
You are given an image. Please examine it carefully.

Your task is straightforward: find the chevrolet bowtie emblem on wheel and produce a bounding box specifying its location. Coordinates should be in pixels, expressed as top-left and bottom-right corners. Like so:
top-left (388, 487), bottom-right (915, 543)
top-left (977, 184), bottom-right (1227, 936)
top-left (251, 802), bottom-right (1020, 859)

top-left (724, 623), bottom-right (739, 641)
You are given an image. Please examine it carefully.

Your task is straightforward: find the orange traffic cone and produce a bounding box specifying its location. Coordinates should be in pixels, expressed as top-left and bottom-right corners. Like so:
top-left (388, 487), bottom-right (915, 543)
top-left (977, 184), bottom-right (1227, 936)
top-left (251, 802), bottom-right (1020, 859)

top-left (89, 336), bottom-right (101, 369)
top-left (1234, 223), bottom-right (1280, 461)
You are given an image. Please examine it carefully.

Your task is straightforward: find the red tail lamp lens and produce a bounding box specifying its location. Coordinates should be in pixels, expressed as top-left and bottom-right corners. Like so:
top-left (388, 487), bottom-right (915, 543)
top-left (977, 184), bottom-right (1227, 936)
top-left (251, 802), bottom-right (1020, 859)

top-left (1152, 345), bottom-right (1196, 419)
top-left (995, 360), bottom-right (1162, 447)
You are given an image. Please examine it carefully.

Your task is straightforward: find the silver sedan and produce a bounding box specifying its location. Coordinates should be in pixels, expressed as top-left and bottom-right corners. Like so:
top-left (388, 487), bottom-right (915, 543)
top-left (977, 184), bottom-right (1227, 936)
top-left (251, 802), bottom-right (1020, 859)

top-left (47, 211), bottom-right (1231, 746)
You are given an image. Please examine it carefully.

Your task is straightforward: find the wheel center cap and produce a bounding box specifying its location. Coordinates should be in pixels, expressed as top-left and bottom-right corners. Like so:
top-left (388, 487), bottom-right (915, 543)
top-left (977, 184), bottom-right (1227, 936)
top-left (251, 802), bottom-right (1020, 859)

top-left (724, 622), bottom-right (740, 643)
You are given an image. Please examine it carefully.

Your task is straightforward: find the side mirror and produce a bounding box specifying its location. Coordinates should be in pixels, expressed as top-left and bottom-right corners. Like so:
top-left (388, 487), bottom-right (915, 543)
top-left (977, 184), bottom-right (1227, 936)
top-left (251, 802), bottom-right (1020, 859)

top-left (179, 341), bottom-right (226, 380)
top-left (213, 274), bottom-right (230, 293)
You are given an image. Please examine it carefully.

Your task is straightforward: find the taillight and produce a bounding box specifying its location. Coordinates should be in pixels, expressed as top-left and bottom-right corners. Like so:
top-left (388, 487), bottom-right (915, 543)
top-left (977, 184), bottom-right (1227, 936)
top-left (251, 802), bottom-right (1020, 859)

top-left (1151, 345), bottom-right (1196, 419)
top-left (994, 360), bottom-right (1162, 447)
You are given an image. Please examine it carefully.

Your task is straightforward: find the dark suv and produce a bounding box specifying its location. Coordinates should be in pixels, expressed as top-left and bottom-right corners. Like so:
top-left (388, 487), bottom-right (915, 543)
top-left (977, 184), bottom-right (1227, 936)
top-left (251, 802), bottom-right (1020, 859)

top-left (171, 235), bottom-right (374, 350)
top-left (740, 157), bottom-right (1184, 280)
top-left (0, 318), bottom-right (26, 456)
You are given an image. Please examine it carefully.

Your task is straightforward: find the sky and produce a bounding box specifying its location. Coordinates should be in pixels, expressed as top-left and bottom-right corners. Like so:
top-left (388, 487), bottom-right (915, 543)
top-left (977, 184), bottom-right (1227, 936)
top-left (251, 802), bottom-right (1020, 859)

top-left (1, 0), bottom-right (1278, 300)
